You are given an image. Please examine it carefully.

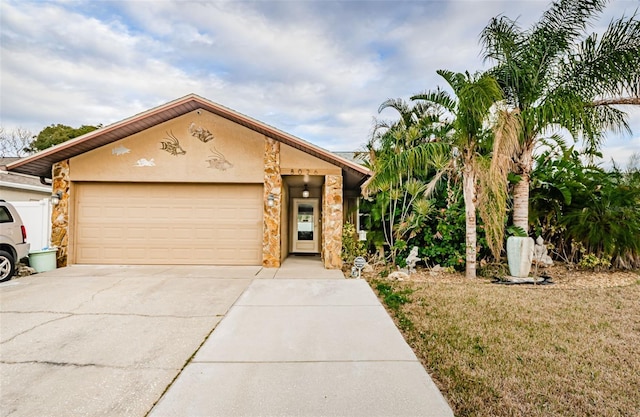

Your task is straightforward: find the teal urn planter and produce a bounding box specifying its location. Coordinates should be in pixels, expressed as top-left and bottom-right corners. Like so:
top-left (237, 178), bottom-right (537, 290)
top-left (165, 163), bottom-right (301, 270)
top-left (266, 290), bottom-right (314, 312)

top-left (506, 236), bottom-right (535, 278)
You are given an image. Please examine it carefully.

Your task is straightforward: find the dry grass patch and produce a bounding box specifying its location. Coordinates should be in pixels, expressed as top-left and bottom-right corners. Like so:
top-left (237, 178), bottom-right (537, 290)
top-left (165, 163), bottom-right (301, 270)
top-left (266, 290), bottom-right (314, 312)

top-left (367, 267), bottom-right (640, 417)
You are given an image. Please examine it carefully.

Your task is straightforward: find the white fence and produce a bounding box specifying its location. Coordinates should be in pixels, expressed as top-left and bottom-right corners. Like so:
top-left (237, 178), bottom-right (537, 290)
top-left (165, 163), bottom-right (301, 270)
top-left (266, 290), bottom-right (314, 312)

top-left (10, 199), bottom-right (52, 251)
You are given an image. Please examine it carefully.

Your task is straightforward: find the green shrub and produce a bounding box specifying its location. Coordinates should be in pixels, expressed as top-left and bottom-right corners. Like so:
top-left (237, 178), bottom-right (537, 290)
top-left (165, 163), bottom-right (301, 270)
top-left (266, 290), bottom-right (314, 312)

top-left (341, 222), bottom-right (367, 264)
top-left (578, 253), bottom-right (612, 271)
top-left (420, 200), bottom-right (489, 271)
top-left (530, 142), bottom-right (640, 269)
top-left (360, 182), bottom-right (492, 271)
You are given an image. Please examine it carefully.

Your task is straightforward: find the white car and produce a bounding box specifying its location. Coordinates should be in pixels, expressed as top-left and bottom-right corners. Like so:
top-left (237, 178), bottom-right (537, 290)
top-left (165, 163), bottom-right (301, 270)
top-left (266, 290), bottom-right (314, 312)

top-left (0, 200), bottom-right (30, 282)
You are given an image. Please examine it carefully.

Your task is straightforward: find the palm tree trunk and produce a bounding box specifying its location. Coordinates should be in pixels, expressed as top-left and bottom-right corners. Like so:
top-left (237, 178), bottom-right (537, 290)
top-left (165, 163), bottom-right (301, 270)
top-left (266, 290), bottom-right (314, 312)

top-left (512, 142), bottom-right (534, 233)
top-left (462, 167), bottom-right (477, 279)
top-left (512, 174), bottom-right (530, 232)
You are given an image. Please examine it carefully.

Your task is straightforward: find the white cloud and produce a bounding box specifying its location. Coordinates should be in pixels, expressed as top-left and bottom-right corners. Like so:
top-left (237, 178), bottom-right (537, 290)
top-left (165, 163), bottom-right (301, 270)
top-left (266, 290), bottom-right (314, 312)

top-left (1, 0), bottom-right (639, 161)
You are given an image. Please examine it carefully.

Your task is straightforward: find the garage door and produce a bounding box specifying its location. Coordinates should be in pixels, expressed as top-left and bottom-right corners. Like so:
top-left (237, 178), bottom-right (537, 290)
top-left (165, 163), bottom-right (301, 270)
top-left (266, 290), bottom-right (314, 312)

top-left (74, 183), bottom-right (263, 265)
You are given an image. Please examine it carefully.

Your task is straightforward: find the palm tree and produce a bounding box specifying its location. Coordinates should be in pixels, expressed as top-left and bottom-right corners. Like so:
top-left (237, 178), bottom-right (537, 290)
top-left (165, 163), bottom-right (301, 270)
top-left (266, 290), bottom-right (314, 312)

top-left (362, 100), bottom-right (446, 264)
top-left (365, 70), bottom-right (516, 278)
top-left (480, 0), bottom-right (640, 232)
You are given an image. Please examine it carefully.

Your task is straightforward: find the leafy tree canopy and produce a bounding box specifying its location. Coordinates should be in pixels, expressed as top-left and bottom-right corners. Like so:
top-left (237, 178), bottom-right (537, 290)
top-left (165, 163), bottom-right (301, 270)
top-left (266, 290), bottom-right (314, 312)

top-left (27, 124), bottom-right (100, 153)
top-left (480, 0), bottom-right (640, 231)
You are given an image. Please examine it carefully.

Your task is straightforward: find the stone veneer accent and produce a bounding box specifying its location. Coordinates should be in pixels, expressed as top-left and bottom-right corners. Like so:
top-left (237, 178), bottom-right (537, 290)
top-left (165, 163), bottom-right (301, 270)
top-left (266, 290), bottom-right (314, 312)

top-left (51, 160), bottom-right (70, 267)
top-left (262, 137), bottom-right (281, 267)
top-left (322, 174), bottom-right (343, 269)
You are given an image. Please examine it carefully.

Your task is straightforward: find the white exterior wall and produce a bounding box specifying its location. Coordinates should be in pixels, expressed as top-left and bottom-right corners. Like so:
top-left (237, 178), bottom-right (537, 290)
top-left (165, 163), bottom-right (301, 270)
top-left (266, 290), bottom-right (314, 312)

top-left (10, 199), bottom-right (52, 251)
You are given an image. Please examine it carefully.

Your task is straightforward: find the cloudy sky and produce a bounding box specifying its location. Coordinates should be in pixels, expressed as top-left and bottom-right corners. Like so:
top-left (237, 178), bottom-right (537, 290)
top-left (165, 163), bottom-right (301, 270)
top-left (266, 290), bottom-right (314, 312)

top-left (1, 0), bottom-right (639, 166)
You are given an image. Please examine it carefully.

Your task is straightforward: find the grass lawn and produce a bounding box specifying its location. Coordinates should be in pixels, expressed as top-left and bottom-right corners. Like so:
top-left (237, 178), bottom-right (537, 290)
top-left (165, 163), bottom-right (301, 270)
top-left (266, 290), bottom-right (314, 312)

top-left (368, 267), bottom-right (640, 416)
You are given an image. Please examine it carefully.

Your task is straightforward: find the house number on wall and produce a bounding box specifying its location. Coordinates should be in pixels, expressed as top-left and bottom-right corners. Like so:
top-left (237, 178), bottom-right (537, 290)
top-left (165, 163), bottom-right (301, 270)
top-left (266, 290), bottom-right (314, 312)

top-left (289, 169), bottom-right (319, 175)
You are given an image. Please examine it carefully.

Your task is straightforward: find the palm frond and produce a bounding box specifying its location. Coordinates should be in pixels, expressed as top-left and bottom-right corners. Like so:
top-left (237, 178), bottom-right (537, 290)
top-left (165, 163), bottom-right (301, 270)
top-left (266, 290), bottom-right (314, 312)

top-left (410, 88), bottom-right (457, 114)
top-left (378, 98), bottom-right (410, 115)
top-left (562, 12), bottom-right (640, 99)
top-left (423, 163), bottom-right (451, 199)
top-left (362, 142), bottom-right (450, 196)
top-left (477, 108), bottom-right (522, 259)
top-left (480, 15), bottom-right (523, 64)
top-left (530, 0), bottom-right (606, 51)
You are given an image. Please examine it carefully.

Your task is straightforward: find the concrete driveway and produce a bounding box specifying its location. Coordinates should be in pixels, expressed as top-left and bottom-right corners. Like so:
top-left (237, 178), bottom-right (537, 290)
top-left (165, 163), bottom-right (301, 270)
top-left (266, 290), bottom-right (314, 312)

top-left (0, 265), bottom-right (256, 417)
top-left (1, 262), bottom-right (453, 417)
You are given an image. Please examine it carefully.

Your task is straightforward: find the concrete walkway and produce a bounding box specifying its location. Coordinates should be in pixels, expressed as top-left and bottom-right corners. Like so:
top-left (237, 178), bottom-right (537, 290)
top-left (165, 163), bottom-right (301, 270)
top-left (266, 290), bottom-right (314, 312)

top-left (258, 255), bottom-right (346, 279)
top-left (149, 258), bottom-right (453, 417)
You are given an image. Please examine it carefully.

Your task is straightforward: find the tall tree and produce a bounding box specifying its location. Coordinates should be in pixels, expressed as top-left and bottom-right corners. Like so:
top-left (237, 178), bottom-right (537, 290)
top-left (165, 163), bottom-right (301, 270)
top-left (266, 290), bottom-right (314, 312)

top-left (362, 101), bottom-right (444, 264)
top-left (27, 124), bottom-right (100, 153)
top-left (365, 70), bottom-right (516, 278)
top-left (413, 71), bottom-right (519, 279)
top-left (480, 0), bottom-right (640, 232)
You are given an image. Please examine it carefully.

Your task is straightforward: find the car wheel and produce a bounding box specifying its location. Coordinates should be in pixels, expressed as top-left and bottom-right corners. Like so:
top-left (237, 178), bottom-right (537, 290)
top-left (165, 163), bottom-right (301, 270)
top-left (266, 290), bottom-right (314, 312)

top-left (0, 250), bottom-right (16, 283)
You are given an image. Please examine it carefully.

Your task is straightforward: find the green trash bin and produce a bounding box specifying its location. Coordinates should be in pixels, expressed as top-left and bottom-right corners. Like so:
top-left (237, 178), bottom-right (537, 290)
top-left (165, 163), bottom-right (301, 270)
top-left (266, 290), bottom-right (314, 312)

top-left (29, 248), bottom-right (58, 273)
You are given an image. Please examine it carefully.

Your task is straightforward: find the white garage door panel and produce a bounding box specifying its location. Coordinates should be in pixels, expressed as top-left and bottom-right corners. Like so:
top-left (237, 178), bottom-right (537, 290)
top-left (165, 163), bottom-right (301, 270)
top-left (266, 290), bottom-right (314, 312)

top-left (75, 183), bottom-right (263, 265)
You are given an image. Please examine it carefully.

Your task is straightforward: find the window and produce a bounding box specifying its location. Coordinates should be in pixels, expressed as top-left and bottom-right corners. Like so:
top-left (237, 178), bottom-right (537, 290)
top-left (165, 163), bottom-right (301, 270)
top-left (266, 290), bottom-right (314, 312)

top-left (0, 207), bottom-right (13, 223)
top-left (297, 203), bottom-right (314, 241)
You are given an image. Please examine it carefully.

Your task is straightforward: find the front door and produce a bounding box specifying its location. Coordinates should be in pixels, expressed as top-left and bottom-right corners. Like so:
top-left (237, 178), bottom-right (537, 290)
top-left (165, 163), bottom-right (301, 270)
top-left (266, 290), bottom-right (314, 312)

top-left (292, 198), bottom-right (320, 253)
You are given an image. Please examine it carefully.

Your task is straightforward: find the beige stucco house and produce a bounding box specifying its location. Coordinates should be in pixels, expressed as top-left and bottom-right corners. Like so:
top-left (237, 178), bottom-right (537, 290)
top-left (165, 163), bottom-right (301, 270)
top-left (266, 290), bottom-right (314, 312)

top-left (7, 94), bottom-right (370, 269)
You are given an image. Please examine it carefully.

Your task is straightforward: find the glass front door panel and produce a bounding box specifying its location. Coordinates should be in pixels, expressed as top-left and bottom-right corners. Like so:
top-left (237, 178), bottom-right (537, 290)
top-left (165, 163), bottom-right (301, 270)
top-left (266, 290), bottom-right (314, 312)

top-left (297, 203), bottom-right (314, 241)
